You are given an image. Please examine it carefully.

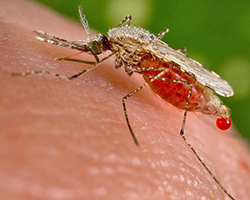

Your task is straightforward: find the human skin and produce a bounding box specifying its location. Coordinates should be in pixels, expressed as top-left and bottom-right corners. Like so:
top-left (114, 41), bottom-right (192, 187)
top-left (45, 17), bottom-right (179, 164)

top-left (1, 0), bottom-right (250, 199)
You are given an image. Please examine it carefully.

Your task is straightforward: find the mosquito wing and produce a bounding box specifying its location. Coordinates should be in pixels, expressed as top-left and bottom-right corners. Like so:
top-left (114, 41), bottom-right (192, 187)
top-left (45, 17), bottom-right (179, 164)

top-left (150, 39), bottom-right (234, 97)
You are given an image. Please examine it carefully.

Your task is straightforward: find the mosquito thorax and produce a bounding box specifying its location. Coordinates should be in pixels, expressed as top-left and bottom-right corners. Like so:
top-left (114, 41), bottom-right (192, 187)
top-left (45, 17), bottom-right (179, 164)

top-left (108, 26), bottom-right (155, 44)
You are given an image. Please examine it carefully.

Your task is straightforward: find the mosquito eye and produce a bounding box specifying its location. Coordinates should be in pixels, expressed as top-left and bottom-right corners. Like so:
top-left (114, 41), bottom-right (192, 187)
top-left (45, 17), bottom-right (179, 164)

top-left (91, 41), bottom-right (102, 54)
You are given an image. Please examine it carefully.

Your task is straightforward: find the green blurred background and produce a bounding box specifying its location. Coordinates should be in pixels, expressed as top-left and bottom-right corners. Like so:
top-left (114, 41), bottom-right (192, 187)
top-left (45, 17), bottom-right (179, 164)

top-left (35, 0), bottom-right (250, 139)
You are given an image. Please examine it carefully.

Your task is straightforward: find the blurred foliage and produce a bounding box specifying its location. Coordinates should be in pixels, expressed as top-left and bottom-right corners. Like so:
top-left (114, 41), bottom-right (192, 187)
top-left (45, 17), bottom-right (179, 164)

top-left (35, 0), bottom-right (250, 138)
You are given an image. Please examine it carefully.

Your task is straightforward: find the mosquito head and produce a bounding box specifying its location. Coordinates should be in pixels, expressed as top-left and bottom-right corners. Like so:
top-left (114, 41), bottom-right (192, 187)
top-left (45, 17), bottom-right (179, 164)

top-left (88, 33), bottom-right (111, 55)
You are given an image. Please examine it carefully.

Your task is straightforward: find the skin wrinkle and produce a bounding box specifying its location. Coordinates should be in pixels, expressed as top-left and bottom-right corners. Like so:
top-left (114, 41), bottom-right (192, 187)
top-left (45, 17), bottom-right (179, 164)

top-left (0, 0), bottom-right (250, 200)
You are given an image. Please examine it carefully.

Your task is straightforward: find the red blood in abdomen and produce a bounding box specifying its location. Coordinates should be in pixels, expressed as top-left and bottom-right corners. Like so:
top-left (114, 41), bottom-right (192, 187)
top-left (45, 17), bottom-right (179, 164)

top-left (139, 54), bottom-right (207, 111)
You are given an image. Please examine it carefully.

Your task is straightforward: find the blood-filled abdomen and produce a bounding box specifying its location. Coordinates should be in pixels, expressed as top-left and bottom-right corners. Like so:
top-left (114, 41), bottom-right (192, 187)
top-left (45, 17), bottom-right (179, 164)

top-left (138, 54), bottom-right (209, 112)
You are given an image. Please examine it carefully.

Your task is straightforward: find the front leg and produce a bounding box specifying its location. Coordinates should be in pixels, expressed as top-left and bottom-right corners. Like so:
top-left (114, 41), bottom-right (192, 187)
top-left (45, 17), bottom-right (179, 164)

top-left (12, 52), bottom-right (116, 80)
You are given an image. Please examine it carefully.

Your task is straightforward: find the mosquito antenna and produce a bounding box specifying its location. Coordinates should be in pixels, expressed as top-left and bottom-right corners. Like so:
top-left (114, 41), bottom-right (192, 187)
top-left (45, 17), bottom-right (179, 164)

top-left (78, 5), bottom-right (91, 40)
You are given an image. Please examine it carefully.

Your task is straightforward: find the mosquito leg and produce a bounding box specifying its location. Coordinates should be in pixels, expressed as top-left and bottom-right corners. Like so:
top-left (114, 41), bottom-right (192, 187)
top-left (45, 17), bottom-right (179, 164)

top-left (177, 47), bottom-right (187, 55)
top-left (123, 68), bottom-right (194, 146)
top-left (117, 15), bottom-right (132, 27)
top-left (156, 28), bottom-right (169, 39)
top-left (124, 69), bottom-right (235, 199)
top-left (59, 52), bottom-right (116, 79)
top-left (92, 53), bottom-right (100, 63)
top-left (12, 51), bottom-right (116, 80)
top-left (12, 58), bottom-right (96, 80)
top-left (179, 83), bottom-right (235, 200)
top-left (122, 70), bottom-right (170, 146)
top-left (56, 57), bottom-right (96, 65)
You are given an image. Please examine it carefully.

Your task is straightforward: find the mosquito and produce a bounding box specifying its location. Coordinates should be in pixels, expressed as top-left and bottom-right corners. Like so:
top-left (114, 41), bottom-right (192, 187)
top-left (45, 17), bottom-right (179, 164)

top-left (13, 5), bottom-right (235, 200)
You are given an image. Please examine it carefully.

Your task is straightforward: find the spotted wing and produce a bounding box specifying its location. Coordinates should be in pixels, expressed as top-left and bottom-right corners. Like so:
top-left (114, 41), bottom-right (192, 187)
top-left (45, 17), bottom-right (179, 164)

top-left (150, 39), bottom-right (234, 97)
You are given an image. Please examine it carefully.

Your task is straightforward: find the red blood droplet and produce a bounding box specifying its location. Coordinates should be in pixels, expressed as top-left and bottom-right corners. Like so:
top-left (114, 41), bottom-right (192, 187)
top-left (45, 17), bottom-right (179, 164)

top-left (216, 117), bottom-right (232, 130)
